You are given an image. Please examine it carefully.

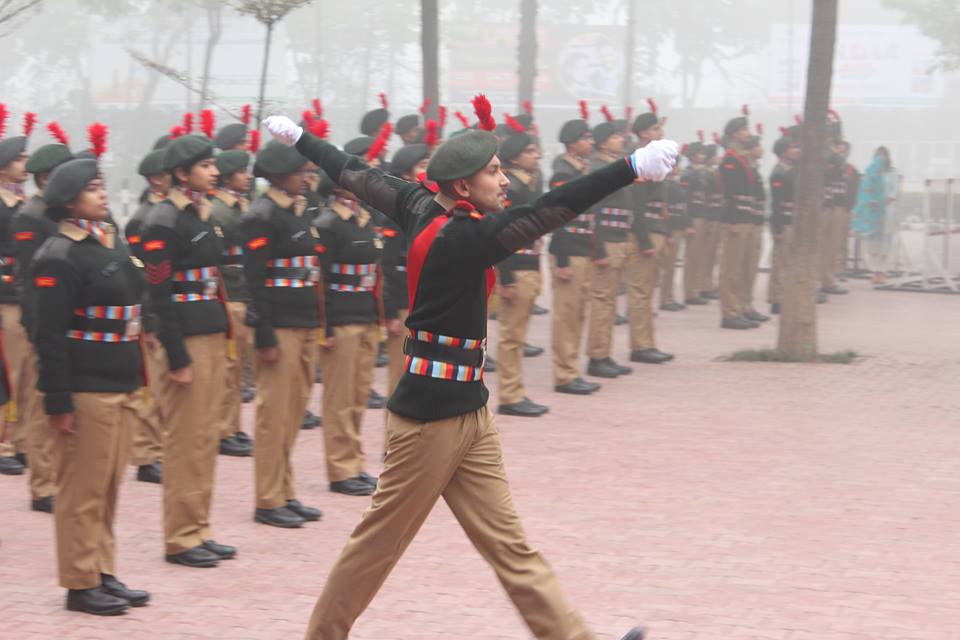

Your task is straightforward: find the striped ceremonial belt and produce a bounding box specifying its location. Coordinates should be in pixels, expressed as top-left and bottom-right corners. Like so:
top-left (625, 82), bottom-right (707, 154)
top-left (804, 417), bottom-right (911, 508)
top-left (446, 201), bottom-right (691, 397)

top-left (173, 266), bottom-right (220, 281)
top-left (269, 256), bottom-right (317, 268)
top-left (599, 207), bottom-right (633, 229)
top-left (171, 266), bottom-right (220, 301)
top-left (404, 330), bottom-right (486, 382)
top-left (330, 262), bottom-right (376, 275)
top-left (265, 255), bottom-right (320, 288)
top-left (515, 248), bottom-right (539, 256)
top-left (328, 261), bottom-right (376, 292)
top-left (329, 283), bottom-right (374, 292)
top-left (223, 245), bottom-right (243, 257)
top-left (67, 304), bottom-right (141, 342)
top-left (0, 255), bottom-right (15, 283)
top-left (563, 213), bottom-right (594, 235)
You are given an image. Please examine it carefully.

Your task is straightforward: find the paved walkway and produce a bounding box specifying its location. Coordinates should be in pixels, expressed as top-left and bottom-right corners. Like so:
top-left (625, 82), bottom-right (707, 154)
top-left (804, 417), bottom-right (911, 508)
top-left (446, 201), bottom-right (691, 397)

top-left (1, 275), bottom-right (958, 639)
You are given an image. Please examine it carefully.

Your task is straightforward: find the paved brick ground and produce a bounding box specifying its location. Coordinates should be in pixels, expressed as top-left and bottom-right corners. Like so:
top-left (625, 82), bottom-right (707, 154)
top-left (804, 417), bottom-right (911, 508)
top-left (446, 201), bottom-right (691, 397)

top-left (2, 274), bottom-right (959, 640)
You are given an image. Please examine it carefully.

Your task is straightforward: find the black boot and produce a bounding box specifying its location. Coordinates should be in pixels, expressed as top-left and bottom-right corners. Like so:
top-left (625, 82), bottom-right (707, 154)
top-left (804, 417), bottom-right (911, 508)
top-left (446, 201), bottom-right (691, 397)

top-left (769, 303), bottom-right (781, 315)
top-left (219, 435), bottom-right (252, 457)
top-left (358, 471), bottom-right (379, 489)
top-left (554, 377), bottom-right (600, 395)
top-left (302, 410), bottom-right (321, 429)
top-left (165, 545), bottom-right (220, 568)
top-left (586, 358), bottom-right (622, 379)
top-left (286, 499), bottom-right (323, 522)
top-left (522, 343), bottom-right (544, 358)
top-left (483, 356), bottom-right (497, 373)
top-left (65, 586), bottom-right (129, 616)
top-left (367, 388), bottom-right (386, 409)
top-left (375, 343), bottom-right (388, 368)
top-left (31, 496), bottom-right (54, 513)
top-left (629, 349), bottom-right (671, 364)
top-left (100, 574), bottom-right (150, 607)
top-left (201, 540), bottom-right (237, 559)
top-left (0, 455), bottom-right (24, 476)
top-left (254, 506), bottom-right (305, 528)
top-left (531, 303), bottom-right (548, 315)
top-left (241, 384), bottom-right (256, 403)
top-left (498, 399), bottom-right (547, 417)
top-left (330, 477), bottom-right (375, 496)
top-left (136, 461), bottom-right (162, 484)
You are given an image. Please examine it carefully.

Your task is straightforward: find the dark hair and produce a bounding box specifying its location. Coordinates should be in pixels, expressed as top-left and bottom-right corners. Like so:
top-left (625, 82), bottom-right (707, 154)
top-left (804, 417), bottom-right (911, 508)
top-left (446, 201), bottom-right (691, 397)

top-left (875, 146), bottom-right (892, 171)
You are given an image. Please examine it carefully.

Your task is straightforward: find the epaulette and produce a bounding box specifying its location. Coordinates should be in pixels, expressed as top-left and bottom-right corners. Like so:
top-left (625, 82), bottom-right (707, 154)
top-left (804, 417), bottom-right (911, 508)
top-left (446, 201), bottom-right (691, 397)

top-left (144, 201), bottom-right (179, 230)
top-left (33, 235), bottom-right (72, 262)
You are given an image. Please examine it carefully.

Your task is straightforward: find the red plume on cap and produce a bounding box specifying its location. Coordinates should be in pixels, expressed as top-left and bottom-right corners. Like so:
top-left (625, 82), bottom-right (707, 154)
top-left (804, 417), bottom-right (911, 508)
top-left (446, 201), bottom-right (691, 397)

top-left (472, 94), bottom-right (496, 131)
top-left (248, 129), bottom-right (261, 153)
top-left (755, 122), bottom-right (764, 136)
top-left (169, 125), bottom-right (185, 140)
top-left (779, 126), bottom-right (788, 136)
top-left (182, 113), bottom-right (194, 134)
top-left (200, 109), bottom-right (216, 139)
top-left (378, 92), bottom-right (388, 109)
top-left (503, 113), bottom-right (525, 134)
top-left (424, 119), bottom-right (440, 148)
top-left (438, 105), bottom-right (448, 129)
top-left (712, 132), bottom-right (722, 145)
top-left (87, 123), bottom-right (108, 159)
top-left (600, 105), bottom-right (614, 123)
top-left (419, 97), bottom-right (431, 115)
top-left (302, 110), bottom-right (315, 126)
top-left (47, 121), bottom-right (69, 146)
top-left (521, 100), bottom-right (533, 115)
top-left (578, 100), bottom-right (589, 122)
top-left (454, 111), bottom-right (470, 129)
top-left (366, 122), bottom-right (393, 162)
top-left (240, 104), bottom-right (252, 126)
top-left (22, 112), bottom-right (37, 137)
top-left (827, 108), bottom-right (841, 123)
top-left (741, 104), bottom-right (750, 117)
top-left (646, 97), bottom-right (657, 114)
top-left (794, 114), bottom-right (803, 125)
top-left (625, 105), bottom-right (634, 123)
top-left (309, 118), bottom-right (330, 139)
top-left (697, 129), bottom-right (705, 143)
top-left (0, 103), bottom-right (8, 139)
top-left (312, 99), bottom-right (323, 118)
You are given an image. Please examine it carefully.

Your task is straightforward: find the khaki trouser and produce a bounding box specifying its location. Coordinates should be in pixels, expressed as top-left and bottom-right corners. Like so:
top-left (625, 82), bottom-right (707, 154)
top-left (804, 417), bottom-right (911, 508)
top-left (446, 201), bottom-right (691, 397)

top-left (218, 302), bottom-right (249, 440)
top-left (161, 333), bottom-right (226, 555)
top-left (21, 349), bottom-right (55, 499)
top-left (629, 232), bottom-right (666, 351)
top-left (130, 338), bottom-right (166, 466)
top-left (0, 303), bottom-right (29, 456)
top-left (699, 219), bottom-right (723, 295)
top-left (741, 224), bottom-right (764, 313)
top-left (719, 223), bottom-right (753, 319)
top-left (318, 324), bottom-right (379, 483)
top-left (684, 218), bottom-right (709, 301)
top-left (585, 240), bottom-right (642, 360)
top-left (659, 230), bottom-right (687, 306)
top-left (497, 270), bottom-right (541, 405)
top-left (304, 406), bottom-right (593, 640)
top-left (768, 226), bottom-right (794, 305)
top-left (820, 206), bottom-right (847, 289)
top-left (550, 256), bottom-right (593, 386)
top-left (53, 392), bottom-right (136, 589)
top-left (254, 327), bottom-right (316, 509)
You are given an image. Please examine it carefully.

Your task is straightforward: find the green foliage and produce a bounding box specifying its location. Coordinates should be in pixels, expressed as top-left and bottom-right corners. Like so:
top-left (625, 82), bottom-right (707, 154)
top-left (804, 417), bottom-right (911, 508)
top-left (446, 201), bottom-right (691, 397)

top-left (727, 349), bottom-right (859, 364)
top-left (885, 0), bottom-right (960, 70)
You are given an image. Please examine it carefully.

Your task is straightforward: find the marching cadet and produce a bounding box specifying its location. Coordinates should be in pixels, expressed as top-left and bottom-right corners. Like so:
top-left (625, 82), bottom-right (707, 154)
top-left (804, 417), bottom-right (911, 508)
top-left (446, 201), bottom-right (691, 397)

top-left (12, 124), bottom-right (74, 510)
top-left (211, 149), bottom-right (255, 458)
top-left (264, 95), bottom-right (675, 640)
top-left (698, 139), bottom-right (724, 300)
top-left (767, 134), bottom-right (799, 314)
top-left (548, 112), bottom-right (601, 395)
top-left (821, 128), bottom-right (852, 296)
top-left (213, 104), bottom-right (252, 152)
top-left (679, 138), bottom-right (711, 306)
top-left (33, 158), bottom-right (150, 615)
top-left (496, 121), bottom-right (548, 417)
top-left (718, 113), bottom-right (764, 329)
top-left (124, 148), bottom-right (168, 484)
top-left (313, 134), bottom-right (386, 497)
top-left (628, 102), bottom-right (674, 364)
top-left (359, 93), bottom-right (390, 136)
top-left (0, 107), bottom-right (32, 476)
top-left (242, 140), bottom-right (324, 526)
top-left (584, 117), bottom-right (636, 379)
top-left (395, 112), bottom-right (423, 146)
top-left (835, 139), bottom-right (860, 276)
top-left (142, 134), bottom-right (235, 568)
top-left (658, 161), bottom-right (692, 311)
top-left (742, 132), bottom-right (769, 323)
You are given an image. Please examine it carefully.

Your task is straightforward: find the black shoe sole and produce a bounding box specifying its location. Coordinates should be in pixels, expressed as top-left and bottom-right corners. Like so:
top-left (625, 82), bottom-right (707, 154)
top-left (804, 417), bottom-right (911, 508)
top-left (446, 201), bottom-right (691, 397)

top-left (253, 513), bottom-right (304, 528)
top-left (329, 487), bottom-right (375, 497)
top-left (497, 408), bottom-right (546, 418)
top-left (586, 370), bottom-right (620, 379)
top-left (164, 554), bottom-right (219, 568)
top-left (66, 602), bottom-right (129, 616)
top-left (554, 387), bottom-right (596, 395)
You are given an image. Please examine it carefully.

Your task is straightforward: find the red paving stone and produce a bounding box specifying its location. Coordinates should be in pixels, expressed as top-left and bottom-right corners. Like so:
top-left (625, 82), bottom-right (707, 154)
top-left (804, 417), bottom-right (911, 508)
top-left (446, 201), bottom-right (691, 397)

top-left (2, 273), bottom-right (959, 639)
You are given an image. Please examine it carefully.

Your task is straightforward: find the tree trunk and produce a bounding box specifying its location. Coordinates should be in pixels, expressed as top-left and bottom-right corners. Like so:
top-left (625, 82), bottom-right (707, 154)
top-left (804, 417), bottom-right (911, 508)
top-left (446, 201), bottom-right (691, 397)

top-left (255, 21), bottom-right (275, 130)
top-left (200, 5), bottom-right (222, 109)
top-left (777, 0), bottom-right (838, 359)
top-left (623, 0), bottom-right (635, 110)
top-left (421, 0), bottom-right (439, 120)
top-left (517, 0), bottom-right (537, 112)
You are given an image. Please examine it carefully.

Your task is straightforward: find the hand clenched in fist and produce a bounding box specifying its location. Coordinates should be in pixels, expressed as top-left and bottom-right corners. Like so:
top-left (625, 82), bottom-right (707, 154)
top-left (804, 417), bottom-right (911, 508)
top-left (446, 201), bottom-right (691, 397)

top-left (629, 140), bottom-right (680, 182)
top-left (263, 115), bottom-right (303, 147)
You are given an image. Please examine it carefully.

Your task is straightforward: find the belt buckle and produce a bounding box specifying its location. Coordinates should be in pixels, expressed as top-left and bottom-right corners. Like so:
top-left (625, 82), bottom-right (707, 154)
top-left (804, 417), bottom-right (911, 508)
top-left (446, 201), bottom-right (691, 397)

top-left (308, 267), bottom-right (321, 284)
top-left (360, 273), bottom-right (376, 289)
top-left (124, 317), bottom-right (142, 340)
top-left (203, 278), bottom-right (219, 296)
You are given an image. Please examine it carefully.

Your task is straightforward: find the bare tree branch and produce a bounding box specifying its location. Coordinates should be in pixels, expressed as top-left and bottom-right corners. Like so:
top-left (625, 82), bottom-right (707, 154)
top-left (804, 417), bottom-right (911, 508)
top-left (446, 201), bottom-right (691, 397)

top-left (0, 0), bottom-right (42, 37)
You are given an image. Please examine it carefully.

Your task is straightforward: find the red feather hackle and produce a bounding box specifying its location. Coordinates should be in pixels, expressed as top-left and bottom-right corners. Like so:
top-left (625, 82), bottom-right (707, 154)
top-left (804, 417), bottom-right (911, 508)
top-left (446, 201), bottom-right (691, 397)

top-left (438, 105), bottom-right (448, 128)
top-left (312, 99), bottom-right (323, 118)
top-left (472, 94), bottom-right (496, 132)
top-left (578, 100), bottom-right (589, 122)
top-left (309, 118), bottom-right (330, 139)
top-left (454, 111), bottom-right (470, 129)
top-left (646, 97), bottom-right (657, 114)
top-left (419, 98), bottom-right (431, 115)
top-left (302, 110), bottom-right (315, 126)
top-left (87, 123), bottom-right (108, 158)
top-left (755, 122), bottom-right (764, 135)
top-left (200, 109), bottom-right (215, 139)
top-left (424, 119), bottom-right (440, 148)
top-left (0, 103), bottom-right (7, 139)
top-left (522, 99), bottom-right (533, 115)
top-left (366, 122), bottom-right (393, 162)
top-left (182, 113), bottom-right (194, 134)
top-left (240, 104), bottom-right (252, 126)
top-left (169, 125), bottom-right (185, 140)
top-left (47, 121), bottom-right (69, 146)
top-left (827, 108), bottom-right (840, 123)
top-left (600, 105), bottom-right (614, 123)
top-left (22, 112), bottom-right (37, 137)
top-left (503, 113), bottom-right (525, 134)
top-left (741, 104), bottom-right (750, 117)
top-left (779, 126), bottom-right (788, 136)
top-left (794, 114), bottom-right (803, 125)
top-left (378, 92), bottom-right (388, 109)
top-left (248, 129), bottom-right (261, 153)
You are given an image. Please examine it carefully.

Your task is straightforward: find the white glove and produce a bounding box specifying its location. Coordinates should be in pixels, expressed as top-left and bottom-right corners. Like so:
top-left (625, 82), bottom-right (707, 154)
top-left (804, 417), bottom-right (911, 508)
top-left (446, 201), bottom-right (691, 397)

top-left (629, 139), bottom-right (679, 182)
top-left (263, 115), bottom-right (303, 147)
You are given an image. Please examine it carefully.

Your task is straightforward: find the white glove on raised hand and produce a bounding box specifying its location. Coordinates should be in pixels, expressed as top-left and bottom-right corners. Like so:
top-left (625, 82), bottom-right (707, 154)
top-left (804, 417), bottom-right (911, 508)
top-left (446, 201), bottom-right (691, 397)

top-left (263, 115), bottom-right (303, 147)
top-left (629, 139), bottom-right (679, 182)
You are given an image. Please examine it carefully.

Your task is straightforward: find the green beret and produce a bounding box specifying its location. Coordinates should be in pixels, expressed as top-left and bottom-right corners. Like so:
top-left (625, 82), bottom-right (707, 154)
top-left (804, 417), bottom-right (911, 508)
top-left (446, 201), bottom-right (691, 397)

top-left (592, 122), bottom-right (620, 147)
top-left (612, 118), bottom-right (628, 133)
top-left (0, 136), bottom-right (27, 168)
top-left (44, 159), bottom-right (99, 210)
top-left (773, 136), bottom-right (797, 157)
top-left (786, 124), bottom-right (802, 139)
top-left (515, 114), bottom-right (534, 129)
top-left (723, 116), bottom-right (749, 137)
top-left (343, 136), bottom-right (374, 157)
top-left (216, 150), bottom-right (251, 177)
top-left (215, 123), bottom-right (247, 150)
top-left (682, 141), bottom-right (703, 159)
top-left (395, 114), bottom-right (420, 136)
top-left (558, 120), bottom-right (589, 145)
top-left (703, 144), bottom-right (718, 159)
top-left (499, 132), bottom-right (534, 163)
top-left (390, 143), bottom-right (430, 177)
top-left (253, 140), bottom-right (307, 178)
top-left (26, 144), bottom-right (73, 174)
top-left (632, 113), bottom-right (659, 136)
top-left (744, 135), bottom-right (761, 149)
top-left (137, 149), bottom-right (166, 177)
top-left (152, 134), bottom-right (171, 150)
top-left (162, 135), bottom-right (215, 172)
top-left (426, 130), bottom-right (498, 183)
top-left (360, 108), bottom-right (389, 136)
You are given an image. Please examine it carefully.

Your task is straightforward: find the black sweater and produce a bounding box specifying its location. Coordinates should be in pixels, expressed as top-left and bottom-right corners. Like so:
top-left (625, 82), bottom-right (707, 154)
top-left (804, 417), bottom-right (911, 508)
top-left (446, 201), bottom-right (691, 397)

top-left (32, 221), bottom-right (145, 414)
top-left (719, 149), bottom-right (761, 225)
top-left (664, 180), bottom-right (691, 231)
top-left (141, 190), bottom-right (229, 371)
top-left (210, 190), bottom-right (249, 302)
top-left (0, 190), bottom-right (23, 305)
top-left (769, 163), bottom-right (795, 234)
top-left (590, 152), bottom-right (635, 244)
top-left (498, 168), bottom-right (542, 285)
top-left (241, 189), bottom-right (323, 348)
top-left (680, 166), bottom-right (711, 219)
top-left (296, 131), bottom-right (636, 421)
top-left (375, 210), bottom-right (408, 319)
top-left (547, 154), bottom-right (604, 265)
top-left (12, 195), bottom-right (58, 336)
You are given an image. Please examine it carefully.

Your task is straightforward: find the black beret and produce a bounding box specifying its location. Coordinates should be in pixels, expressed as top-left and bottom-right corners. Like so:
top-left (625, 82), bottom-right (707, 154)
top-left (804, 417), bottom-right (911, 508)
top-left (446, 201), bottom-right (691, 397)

top-left (592, 122), bottom-right (620, 147)
top-left (558, 120), bottom-right (589, 145)
top-left (773, 136), bottom-right (798, 157)
top-left (390, 143), bottom-right (430, 177)
top-left (632, 113), bottom-right (659, 136)
top-left (612, 118), bottom-right (629, 133)
top-left (152, 134), bottom-right (171, 150)
top-left (216, 150), bottom-right (250, 177)
top-left (0, 136), bottom-right (27, 167)
top-left (162, 135), bottom-right (215, 172)
top-left (683, 142), bottom-right (704, 159)
top-left (426, 130), bottom-right (498, 182)
top-left (499, 132), bottom-right (535, 163)
top-left (724, 116), bottom-right (749, 137)
top-left (215, 123), bottom-right (248, 150)
top-left (26, 144), bottom-right (73, 174)
top-left (44, 159), bottom-right (99, 210)
top-left (137, 149), bottom-right (166, 177)
top-left (253, 140), bottom-right (307, 178)
top-left (514, 113), bottom-right (534, 129)
top-left (395, 114), bottom-right (421, 136)
top-left (343, 136), bottom-right (374, 157)
top-left (360, 108), bottom-right (390, 136)
top-left (493, 123), bottom-right (512, 139)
